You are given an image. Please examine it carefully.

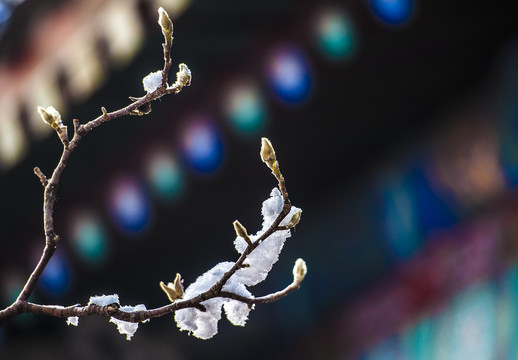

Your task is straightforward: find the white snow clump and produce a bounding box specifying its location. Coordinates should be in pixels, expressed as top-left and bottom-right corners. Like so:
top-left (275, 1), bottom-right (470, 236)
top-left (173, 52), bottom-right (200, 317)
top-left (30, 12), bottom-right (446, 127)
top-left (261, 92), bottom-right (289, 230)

top-left (66, 316), bottom-right (79, 326)
top-left (174, 187), bottom-right (301, 339)
top-left (86, 294), bottom-right (147, 340)
top-left (88, 294), bottom-right (120, 306)
top-left (143, 70), bottom-right (163, 93)
top-left (110, 304), bottom-right (148, 341)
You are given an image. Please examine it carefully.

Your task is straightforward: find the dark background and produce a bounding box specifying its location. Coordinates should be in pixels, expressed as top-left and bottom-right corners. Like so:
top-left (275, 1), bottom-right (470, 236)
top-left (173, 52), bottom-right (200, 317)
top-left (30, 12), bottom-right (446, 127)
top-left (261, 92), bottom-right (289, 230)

top-left (1, 0), bottom-right (518, 359)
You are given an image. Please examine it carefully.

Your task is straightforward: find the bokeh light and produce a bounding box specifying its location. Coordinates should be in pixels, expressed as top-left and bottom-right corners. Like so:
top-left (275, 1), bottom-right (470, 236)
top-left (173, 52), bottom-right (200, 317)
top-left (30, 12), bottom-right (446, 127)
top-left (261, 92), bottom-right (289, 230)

top-left (180, 115), bottom-right (224, 175)
top-left (0, 0), bottom-right (26, 36)
top-left (39, 250), bottom-right (71, 296)
top-left (223, 81), bottom-right (266, 135)
top-left (0, 97), bottom-right (27, 170)
top-left (369, 0), bottom-right (414, 26)
top-left (108, 176), bottom-right (152, 235)
top-left (146, 151), bottom-right (184, 201)
top-left (266, 46), bottom-right (313, 105)
top-left (98, 0), bottom-right (144, 67)
top-left (431, 117), bottom-right (505, 209)
top-left (69, 210), bottom-right (109, 266)
top-left (0, 2), bottom-right (12, 35)
top-left (314, 7), bottom-right (355, 61)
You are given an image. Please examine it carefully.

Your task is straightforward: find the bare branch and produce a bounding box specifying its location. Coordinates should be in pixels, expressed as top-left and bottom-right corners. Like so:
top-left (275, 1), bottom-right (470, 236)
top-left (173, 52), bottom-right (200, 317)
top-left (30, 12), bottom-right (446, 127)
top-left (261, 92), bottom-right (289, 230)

top-left (0, 7), bottom-right (305, 338)
top-left (0, 8), bottom-right (189, 324)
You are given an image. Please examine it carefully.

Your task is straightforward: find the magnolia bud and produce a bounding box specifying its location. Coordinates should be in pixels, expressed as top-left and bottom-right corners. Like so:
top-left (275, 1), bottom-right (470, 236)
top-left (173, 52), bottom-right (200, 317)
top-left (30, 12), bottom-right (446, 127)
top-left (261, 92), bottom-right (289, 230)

top-left (233, 220), bottom-right (252, 245)
top-left (158, 7), bottom-right (173, 39)
top-left (160, 273), bottom-right (184, 302)
top-left (260, 137), bottom-right (276, 170)
top-left (38, 106), bottom-right (69, 145)
top-left (38, 106), bottom-right (62, 130)
top-left (233, 220), bottom-right (247, 238)
top-left (292, 258), bottom-right (307, 283)
top-left (289, 210), bottom-right (302, 228)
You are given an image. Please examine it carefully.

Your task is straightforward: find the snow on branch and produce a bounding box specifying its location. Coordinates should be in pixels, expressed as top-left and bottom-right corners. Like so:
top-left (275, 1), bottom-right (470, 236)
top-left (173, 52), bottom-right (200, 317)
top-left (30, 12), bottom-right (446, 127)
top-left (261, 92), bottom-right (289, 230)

top-left (174, 186), bottom-right (303, 339)
top-left (0, 8), bottom-right (306, 341)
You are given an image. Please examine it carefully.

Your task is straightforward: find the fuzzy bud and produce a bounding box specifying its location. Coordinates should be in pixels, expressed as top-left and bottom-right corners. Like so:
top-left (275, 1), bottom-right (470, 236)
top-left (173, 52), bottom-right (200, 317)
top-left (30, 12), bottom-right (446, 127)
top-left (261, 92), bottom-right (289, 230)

top-left (233, 220), bottom-right (252, 245)
top-left (38, 106), bottom-right (68, 145)
top-left (38, 106), bottom-right (62, 130)
top-left (292, 258), bottom-right (307, 283)
top-left (158, 7), bottom-right (173, 40)
top-left (289, 210), bottom-right (302, 228)
top-left (260, 137), bottom-right (277, 170)
top-left (160, 273), bottom-right (184, 302)
top-left (233, 220), bottom-right (248, 238)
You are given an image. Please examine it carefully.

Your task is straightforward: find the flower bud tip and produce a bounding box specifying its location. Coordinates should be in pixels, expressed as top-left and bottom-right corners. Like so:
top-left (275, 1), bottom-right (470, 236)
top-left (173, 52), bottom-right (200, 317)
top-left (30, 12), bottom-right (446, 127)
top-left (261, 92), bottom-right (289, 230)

top-left (293, 258), bottom-right (307, 283)
top-left (260, 137), bottom-right (276, 169)
top-left (158, 7), bottom-right (173, 37)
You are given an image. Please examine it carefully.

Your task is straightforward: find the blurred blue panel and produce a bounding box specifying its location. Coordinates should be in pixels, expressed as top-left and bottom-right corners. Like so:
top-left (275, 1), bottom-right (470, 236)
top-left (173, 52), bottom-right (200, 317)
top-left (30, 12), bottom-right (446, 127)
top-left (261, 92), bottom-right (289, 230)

top-left (266, 46), bottom-right (312, 104)
top-left (369, 0), bottom-right (414, 26)
top-left (180, 115), bottom-right (224, 174)
top-left (109, 176), bottom-right (152, 235)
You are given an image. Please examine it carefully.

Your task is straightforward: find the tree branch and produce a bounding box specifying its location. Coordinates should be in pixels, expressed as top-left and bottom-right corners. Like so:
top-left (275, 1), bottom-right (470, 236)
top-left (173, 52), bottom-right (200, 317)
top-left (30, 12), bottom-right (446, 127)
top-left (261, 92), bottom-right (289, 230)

top-left (0, 7), bottom-right (188, 324)
top-left (0, 7), bottom-right (306, 337)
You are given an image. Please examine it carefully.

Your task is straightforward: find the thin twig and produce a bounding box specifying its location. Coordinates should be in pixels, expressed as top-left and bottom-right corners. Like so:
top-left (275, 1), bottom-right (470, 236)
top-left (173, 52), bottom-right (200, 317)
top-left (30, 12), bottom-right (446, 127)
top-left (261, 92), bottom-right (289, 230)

top-left (33, 167), bottom-right (48, 187)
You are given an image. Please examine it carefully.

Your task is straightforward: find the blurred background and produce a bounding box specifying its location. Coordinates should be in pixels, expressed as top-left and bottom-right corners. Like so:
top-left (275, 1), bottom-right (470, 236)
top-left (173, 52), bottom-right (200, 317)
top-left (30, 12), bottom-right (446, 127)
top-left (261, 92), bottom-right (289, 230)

top-left (1, 0), bottom-right (518, 358)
